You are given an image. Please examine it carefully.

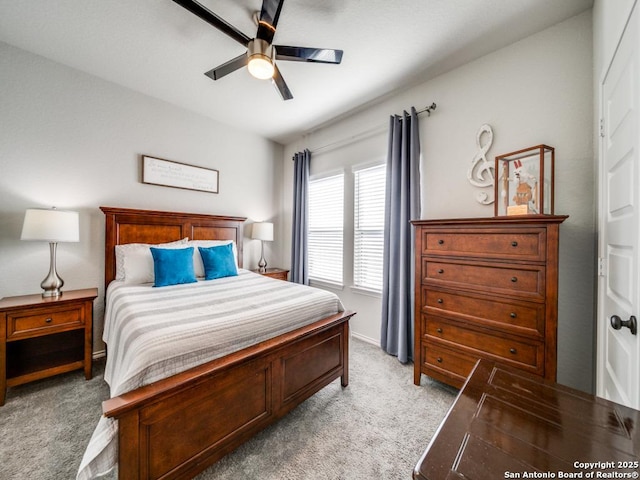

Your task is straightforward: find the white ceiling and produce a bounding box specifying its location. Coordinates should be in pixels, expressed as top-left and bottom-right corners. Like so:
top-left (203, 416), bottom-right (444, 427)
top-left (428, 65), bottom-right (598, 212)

top-left (0, 0), bottom-right (593, 144)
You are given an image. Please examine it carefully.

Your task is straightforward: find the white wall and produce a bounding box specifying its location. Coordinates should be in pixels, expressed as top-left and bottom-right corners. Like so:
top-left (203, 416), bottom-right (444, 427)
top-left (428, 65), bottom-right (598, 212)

top-left (283, 11), bottom-right (595, 392)
top-left (0, 42), bottom-right (283, 354)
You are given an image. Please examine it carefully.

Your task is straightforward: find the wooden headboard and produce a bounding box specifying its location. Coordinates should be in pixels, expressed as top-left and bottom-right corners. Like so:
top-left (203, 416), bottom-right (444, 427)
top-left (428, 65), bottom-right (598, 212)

top-left (101, 206), bottom-right (246, 287)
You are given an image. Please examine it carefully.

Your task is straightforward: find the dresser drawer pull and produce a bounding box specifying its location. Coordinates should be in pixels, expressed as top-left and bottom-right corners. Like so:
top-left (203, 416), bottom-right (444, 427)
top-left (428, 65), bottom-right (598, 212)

top-left (438, 239), bottom-right (444, 245)
top-left (436, 357), bottom-right (443, 363)
top-left (511, 277), bottom-right (518, 283)
top-left (45, 318), bottom-right (53, 323)
top-left (510, 312), bottom-right (517, 318)
top-left (511, 241), bottom-right (518, 247)
top-left (437, 298), bottom-right (443, 304)
top-left (509, 348), bottom-right (517, 354)
top-left (437, 269), bottom-right (444, 274)
top-left (436, 328), bottom-right (443, 333)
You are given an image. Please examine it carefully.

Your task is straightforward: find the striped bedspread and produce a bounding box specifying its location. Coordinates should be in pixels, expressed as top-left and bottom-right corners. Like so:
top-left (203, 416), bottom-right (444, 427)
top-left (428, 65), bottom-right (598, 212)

top-left (77, 270), bottom-right (344, 480)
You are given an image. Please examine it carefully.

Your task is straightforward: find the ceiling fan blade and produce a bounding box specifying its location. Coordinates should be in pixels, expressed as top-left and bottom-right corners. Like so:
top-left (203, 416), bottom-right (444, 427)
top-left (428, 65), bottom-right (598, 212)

top-left (274, 46), bottom-right (343, 64)
top-left (204, 53), bottom-right (247, 81)
top-left (272, 64), bottom-right (293, 100)
top-left (172, 0), bottom-right (251, 47)
top-left (256, 0), bottom-right (285, 44)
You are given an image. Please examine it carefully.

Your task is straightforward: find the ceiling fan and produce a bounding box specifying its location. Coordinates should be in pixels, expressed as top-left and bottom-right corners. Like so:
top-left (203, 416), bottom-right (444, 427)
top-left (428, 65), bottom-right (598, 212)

top-left (172, 0), bottom-right (344, 100)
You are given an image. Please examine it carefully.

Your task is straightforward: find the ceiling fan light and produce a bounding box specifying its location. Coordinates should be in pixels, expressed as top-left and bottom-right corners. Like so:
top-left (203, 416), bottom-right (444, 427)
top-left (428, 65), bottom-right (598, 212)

top-left (248, 55), bottom-right (274, 79)
top-left (247, 38), bottom-right (275, 80)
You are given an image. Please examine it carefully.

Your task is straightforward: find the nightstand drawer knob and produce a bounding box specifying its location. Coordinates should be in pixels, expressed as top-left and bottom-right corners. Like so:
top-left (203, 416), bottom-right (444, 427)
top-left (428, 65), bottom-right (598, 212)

top-left (510, 312), bottom-right (517, 318)
top-left (437, 298), bottom-right (443, 304)
top-left (45, 317), bottom-right (52, 323)
top-left (510, 348), bottom-right (517, 354)
top-left (437, 269), bottom-right (444, 274)
top-left (438, 239), bottom-right (444, 245)
top-left (436, 357), bottom-right (443, 363)
top-left (436, 328), bottom-right (443, 333)
top-left (511, 277), bottom-right (518, 283)
top-left (511, 241), bottom-right (518, 247)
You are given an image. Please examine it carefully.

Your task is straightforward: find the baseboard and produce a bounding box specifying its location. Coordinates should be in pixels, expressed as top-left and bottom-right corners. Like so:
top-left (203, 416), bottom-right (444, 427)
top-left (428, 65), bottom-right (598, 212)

top-left (350, 331), bottom-right (378, 346)
top-left (93, 350), bottom-right (106, 360)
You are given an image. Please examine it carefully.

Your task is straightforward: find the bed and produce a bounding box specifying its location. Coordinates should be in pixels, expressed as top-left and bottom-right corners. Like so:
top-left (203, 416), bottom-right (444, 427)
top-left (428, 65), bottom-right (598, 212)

top-left (78, 206), bottom-right (354, 480)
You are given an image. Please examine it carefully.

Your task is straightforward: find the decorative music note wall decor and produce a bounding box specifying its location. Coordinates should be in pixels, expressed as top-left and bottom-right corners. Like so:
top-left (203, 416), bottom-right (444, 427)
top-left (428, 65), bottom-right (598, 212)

top-left (467, 124), bottom-right (495, 205)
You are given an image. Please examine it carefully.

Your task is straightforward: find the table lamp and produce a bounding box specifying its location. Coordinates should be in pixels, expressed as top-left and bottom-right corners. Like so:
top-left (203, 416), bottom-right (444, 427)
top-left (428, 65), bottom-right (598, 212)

top-left (251, 222), bottom-right (273, 273)
top-left (21, 207), bottom-right (80, 297)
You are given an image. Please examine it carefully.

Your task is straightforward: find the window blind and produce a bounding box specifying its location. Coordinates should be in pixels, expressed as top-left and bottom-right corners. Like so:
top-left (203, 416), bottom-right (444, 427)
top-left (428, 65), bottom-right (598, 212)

top-left (308, 173), bottom-right (344, 285)
top-left (354, 164), bottom-right (386, 292)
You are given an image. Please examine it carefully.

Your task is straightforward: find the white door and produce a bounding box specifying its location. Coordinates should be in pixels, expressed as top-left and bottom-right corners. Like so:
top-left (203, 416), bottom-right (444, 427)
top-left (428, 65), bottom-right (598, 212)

top-left (597, 3), bottom-right (640, 409)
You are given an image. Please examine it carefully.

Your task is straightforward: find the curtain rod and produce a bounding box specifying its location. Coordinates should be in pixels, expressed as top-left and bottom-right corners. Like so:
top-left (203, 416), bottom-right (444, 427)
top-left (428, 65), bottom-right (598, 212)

top-left (302, 102), bottom-right (437, 156)
top-left (413, 102), bottom-right (437, 117)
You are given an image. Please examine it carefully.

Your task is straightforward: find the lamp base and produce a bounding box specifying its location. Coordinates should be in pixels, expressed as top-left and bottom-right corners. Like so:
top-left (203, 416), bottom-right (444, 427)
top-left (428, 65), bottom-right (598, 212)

top-left (42, 287), bottom-right (63, 298)
top-left (258, 240), bottom-right (267, 273)
top-left (41, 242), bottom-right (64, 298)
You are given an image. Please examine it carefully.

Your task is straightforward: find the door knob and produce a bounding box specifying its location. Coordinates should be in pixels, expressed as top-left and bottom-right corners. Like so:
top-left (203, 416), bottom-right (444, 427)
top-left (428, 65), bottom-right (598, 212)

top-left (610, 315), bottom-right (638, 335)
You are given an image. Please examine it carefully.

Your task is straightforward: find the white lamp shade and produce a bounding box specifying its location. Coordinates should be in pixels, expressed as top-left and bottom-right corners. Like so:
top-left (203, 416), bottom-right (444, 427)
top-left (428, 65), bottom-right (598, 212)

top-left (21, 208), bottom-right (80, 242)
top-left (252, 222), bottom-right (274, 241)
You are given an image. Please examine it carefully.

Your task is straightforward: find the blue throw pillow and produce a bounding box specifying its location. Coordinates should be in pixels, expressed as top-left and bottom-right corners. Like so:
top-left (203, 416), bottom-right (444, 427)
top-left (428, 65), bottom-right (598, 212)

top-left (198, 244), bottom-right (238, 280)
top-left (150, 247), bottom-right (197, 287)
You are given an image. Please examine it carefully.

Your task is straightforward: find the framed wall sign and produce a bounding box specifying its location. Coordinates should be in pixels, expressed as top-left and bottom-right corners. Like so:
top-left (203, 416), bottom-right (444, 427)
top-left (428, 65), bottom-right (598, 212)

top-left (142, 155), bottom-right (219, 194)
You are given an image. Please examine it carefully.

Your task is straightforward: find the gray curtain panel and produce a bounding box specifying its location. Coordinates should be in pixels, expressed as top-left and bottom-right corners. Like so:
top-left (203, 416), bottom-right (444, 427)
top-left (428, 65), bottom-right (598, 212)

top-left (290, 149), bottom-right (311, 284)
top-left (380, 107), bottom-right (421, 363)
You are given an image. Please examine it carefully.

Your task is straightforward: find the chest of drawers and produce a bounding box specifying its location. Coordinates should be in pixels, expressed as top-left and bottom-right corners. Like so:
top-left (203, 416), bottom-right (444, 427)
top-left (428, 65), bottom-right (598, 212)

top-left (412, 216), bottom-right (567, 388)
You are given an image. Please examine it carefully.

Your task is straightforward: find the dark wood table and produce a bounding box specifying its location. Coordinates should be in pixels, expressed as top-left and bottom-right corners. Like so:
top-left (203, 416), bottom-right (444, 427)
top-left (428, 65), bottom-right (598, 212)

top-left (414, 359), bottom-right (640, 480)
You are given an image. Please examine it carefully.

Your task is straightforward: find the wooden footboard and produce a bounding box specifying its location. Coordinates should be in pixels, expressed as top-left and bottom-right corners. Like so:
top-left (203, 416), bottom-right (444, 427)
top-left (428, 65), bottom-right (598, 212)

top-left (103, 311), bottom-right (353, 480)
top-left (100, 207), bottom-right (354, 479)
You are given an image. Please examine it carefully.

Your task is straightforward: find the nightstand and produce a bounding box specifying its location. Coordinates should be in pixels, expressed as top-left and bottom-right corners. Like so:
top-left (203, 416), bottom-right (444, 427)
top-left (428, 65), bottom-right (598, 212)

top-left (0, 288), bottom-right (98, 406)
top-left (252, 268), bottom-right (290, 281)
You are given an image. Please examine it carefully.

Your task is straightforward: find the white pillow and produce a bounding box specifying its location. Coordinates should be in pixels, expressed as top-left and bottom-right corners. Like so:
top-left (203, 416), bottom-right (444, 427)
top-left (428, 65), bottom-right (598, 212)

top-left (187, 240), bottom-right (238, 277)
top-left (115, 238), bottom-right (188, 284)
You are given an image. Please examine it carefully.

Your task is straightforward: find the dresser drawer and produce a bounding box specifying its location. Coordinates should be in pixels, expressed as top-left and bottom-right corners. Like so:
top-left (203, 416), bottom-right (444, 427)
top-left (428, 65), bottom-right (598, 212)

top-left (421, 228), bottom-right (546, 261)
top-left (423, 288), bottom-right (544, 337)
top-left (421, 341), bottom-right (479, 381)
top-left (6, 305), bottom-right (84, 340)
top-left (424, 316), bottom-right (543, 372)
top-left (422, 258), bottom-right (545, 301)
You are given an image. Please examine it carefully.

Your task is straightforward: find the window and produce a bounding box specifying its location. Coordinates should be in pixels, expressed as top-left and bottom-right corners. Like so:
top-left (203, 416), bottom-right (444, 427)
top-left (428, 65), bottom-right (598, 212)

top-left (353, 164), bottom-right (386, 292)
top-left (308, 173), bottom-right (344, 286)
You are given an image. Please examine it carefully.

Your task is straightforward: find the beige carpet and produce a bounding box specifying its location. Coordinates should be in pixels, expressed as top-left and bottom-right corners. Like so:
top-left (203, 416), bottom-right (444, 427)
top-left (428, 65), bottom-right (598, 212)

top-left (0, 338), bottom-right (456, 480)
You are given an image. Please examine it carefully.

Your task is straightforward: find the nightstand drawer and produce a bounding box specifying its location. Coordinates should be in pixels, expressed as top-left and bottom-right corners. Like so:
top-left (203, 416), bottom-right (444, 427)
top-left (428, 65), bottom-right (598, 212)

top-left (6, 306), bottom-right (84, 340)
top-left (252, 268), bottom-right (289, 281)
top-left (264, 270), bottom-right (288, 281)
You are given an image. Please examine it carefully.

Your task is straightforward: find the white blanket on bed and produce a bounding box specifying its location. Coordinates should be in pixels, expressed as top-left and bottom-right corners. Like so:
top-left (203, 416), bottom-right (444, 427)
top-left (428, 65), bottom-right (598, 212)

top-left (77, 270), bottom-right (344, 480)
